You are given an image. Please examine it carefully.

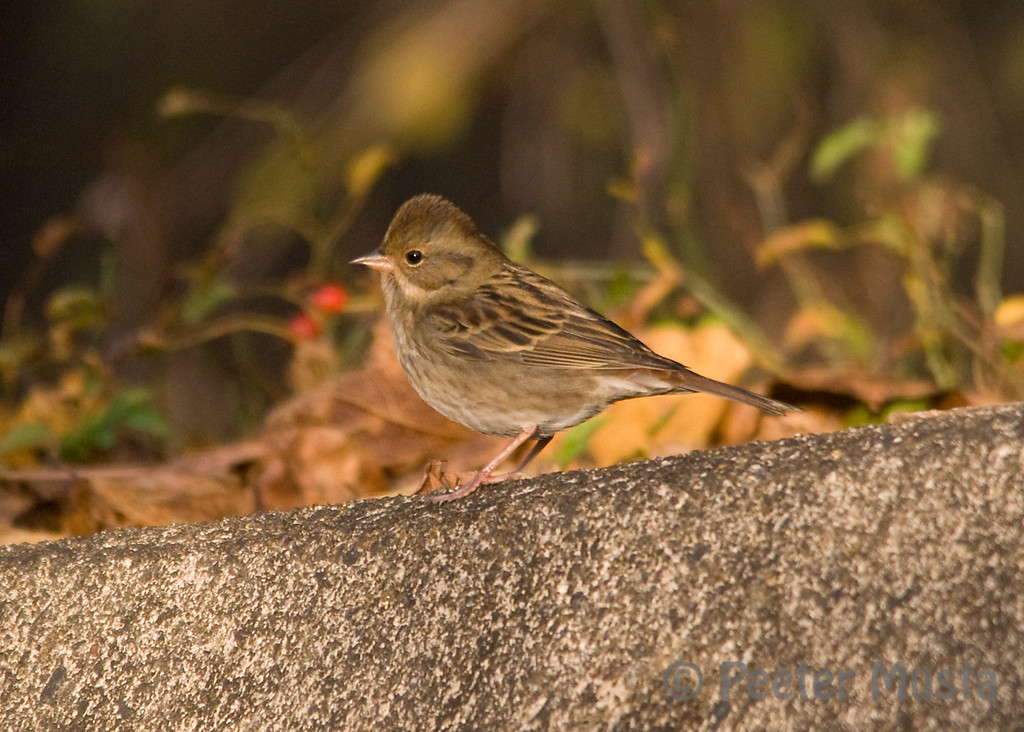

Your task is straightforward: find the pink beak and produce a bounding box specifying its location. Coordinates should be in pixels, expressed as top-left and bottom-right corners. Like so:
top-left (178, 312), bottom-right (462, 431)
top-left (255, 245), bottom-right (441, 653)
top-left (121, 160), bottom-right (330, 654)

top-left (351, 250), bottom-right (394, 274)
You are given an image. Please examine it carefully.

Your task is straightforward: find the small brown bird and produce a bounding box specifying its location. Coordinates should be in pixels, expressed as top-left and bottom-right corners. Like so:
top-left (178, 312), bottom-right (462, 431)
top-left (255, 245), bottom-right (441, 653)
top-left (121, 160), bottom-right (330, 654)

top-left (354, 194), bottom-right (797, 501)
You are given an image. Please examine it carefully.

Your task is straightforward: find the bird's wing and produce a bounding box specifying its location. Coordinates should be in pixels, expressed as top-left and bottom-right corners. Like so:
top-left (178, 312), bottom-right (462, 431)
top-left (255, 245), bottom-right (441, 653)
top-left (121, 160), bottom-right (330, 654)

top-left (425, 265), bottom-right (681, 371)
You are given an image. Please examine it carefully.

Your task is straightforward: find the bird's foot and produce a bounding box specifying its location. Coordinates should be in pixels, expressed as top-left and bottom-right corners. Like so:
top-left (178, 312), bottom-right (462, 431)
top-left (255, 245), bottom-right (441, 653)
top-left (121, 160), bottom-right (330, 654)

top-left (414, 460), bottom-right (459, 496)
top-left (421, 468), bottom-right (528, 503)
top-left (420, 426), bottom-right (541, 503)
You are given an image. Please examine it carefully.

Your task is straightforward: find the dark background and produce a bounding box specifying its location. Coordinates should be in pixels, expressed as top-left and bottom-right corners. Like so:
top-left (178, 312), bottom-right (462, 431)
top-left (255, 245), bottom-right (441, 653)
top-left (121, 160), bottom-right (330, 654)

top-left (2, 0), bottom-right (1023, 390)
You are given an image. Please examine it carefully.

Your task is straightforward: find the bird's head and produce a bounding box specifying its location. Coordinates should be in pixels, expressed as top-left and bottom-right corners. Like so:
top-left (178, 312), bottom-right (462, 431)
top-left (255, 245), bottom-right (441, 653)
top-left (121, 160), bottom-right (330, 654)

top-left (352, 194), bottom-right (505, 307)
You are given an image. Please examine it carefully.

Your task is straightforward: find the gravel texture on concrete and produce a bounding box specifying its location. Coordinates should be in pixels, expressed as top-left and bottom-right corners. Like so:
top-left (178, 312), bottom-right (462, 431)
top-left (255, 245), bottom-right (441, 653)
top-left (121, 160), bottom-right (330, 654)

top-left (1, 403), bottom-right (1022, 730)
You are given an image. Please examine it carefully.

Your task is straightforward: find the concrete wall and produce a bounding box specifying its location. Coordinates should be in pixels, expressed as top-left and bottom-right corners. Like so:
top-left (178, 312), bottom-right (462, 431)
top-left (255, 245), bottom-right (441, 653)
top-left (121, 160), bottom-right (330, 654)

top-left (2, 404), bottom-right (1022, 729)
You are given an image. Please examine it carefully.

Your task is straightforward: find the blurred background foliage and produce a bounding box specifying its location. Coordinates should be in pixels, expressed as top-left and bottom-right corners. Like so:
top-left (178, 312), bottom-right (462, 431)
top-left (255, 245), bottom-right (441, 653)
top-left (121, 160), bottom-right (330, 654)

top-left (2, 0), bottom-right (1024, 476)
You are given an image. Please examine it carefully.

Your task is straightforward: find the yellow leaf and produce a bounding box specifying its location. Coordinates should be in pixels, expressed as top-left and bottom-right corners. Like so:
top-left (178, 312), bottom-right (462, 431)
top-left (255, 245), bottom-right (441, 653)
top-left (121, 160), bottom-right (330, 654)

top-left (783, 303), bottom-right (876, 358)
top-left (756, 219), bottom-right (843, 266)
top-left (587, 323), bottom-right (755, 465)
top-left (500, 214), bottom-right (539, 263)
top-left (345, 145), bottom-right (395, 198)
top-left (994, 295), bottom-right (1024, 329)
top-left (641, 234), bottom-right (682, 275)
top-left (606, 177), bottom-right (636, 203)
top-left (850, 214), bottom-right (912, 255)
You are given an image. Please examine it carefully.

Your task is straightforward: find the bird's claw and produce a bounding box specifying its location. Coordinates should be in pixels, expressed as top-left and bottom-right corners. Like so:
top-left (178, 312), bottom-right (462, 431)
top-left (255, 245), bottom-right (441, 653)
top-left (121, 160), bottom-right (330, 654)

top-left (419, 467), bottom-right (527, 503)
top-left (414, 459), bottom-right (459, 496)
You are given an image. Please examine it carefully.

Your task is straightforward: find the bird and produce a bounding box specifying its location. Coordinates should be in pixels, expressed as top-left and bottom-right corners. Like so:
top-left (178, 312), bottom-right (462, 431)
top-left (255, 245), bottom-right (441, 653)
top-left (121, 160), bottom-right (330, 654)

top-left (353, 194), bottom-right (798, 502)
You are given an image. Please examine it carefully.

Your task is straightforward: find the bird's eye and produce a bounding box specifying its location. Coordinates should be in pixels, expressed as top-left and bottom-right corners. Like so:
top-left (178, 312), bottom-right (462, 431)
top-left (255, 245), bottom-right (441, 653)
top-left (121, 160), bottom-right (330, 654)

top-left (405, 250), bottom-right (423, 266)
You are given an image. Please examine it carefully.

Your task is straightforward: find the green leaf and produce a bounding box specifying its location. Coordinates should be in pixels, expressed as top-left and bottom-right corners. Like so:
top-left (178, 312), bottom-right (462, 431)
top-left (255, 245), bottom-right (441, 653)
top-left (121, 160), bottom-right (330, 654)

top-left (45, 286), bottom-right (104, 330)
top-left (850, 215), bottom-right (912, 256)
top-left (59, 411), bottom-right (114, 462)
top-left (605, 268), bottom-right (641, 308)
top-left (104, 389), bottom-right (170, 436)
top-left (799, 302), bottom-right (878, 361)
top-left (59, 388), bottom-right (169, 462)
top-left (555, 418), bottom-right (608, 469)
top-left (182, 274), bottom-right (236, 324)
top-left (119, 402), bottom-right (171, 439)
top-left (1001, 340), bottom-right (1024, 364)
top-left (500, 214), bottom-right (539, 264)
top-left (844, 397), bottom-right (933, 428)
top-left (843, 403), bottom-right (877, 428)
top-left (0, 423), bottom-right (56, 456)
top-left (892, 108), bottom-right (941, 180)
top-left (881, 398), bottom-right (932, 420)
top-left (810, 116), bottom-right (880, 182)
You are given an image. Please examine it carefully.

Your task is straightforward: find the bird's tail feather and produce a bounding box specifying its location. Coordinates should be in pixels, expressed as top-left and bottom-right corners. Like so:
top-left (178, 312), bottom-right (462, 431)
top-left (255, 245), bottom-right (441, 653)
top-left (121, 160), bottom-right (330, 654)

top-left (669, 369), bottom-right (798, 416)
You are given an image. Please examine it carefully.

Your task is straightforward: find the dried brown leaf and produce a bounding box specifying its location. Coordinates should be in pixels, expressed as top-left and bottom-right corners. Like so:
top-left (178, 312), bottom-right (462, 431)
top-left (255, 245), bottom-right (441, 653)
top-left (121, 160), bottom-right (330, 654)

top-left (586, 323), bottom-right (760, 465)
top-left (61, 463), bottom-right (256, 535)
top-left (779, 366), bottom-right (939, 412)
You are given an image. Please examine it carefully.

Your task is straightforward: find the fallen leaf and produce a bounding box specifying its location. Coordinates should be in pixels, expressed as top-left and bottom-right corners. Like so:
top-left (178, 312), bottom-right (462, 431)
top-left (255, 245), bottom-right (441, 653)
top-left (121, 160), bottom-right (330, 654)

top-left (265, 318), bottom-right (507, 495)
top-left (61, 462), bottom-right (257, 535)
top-left (777, 366), bottom-right (940, 412)
top-left (586, 322), bottom-right (762, 465)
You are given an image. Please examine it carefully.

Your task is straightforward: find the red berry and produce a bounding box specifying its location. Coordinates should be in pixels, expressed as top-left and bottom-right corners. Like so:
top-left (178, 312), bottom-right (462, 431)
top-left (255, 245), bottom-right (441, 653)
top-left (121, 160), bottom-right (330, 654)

top-left (309, 283), bottom-right (349, 314)
top-left (289, 312), bottom-right (320, 340)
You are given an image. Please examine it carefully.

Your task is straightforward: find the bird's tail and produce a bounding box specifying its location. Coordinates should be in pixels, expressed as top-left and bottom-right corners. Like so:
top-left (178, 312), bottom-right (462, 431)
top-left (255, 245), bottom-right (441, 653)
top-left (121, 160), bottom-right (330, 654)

top-left (668, 368), bottom-right (798, 416)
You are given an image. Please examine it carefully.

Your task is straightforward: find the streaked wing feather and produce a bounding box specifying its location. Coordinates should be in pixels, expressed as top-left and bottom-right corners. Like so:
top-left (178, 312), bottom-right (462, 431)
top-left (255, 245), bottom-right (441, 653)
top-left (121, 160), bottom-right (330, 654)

top-left (427, 265), bottom-right (682, 372)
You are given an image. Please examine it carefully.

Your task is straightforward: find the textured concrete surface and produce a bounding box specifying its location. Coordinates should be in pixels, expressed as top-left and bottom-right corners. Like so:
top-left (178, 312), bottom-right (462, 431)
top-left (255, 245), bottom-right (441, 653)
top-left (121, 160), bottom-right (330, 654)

top-left (1, 403), bottom-right (1022, 730)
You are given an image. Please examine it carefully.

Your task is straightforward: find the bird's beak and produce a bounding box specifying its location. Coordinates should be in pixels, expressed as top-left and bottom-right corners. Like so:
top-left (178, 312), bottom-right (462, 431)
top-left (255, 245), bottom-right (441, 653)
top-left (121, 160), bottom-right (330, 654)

top-left (351, 250), bottom-right (394, 274)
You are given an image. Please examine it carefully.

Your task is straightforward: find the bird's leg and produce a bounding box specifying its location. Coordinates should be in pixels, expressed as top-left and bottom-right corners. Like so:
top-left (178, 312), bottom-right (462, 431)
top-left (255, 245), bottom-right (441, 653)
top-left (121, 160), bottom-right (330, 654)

top-left (483, 434), bottom-right (553, 484)
top-left (424, 426), bottom-right (539, 503)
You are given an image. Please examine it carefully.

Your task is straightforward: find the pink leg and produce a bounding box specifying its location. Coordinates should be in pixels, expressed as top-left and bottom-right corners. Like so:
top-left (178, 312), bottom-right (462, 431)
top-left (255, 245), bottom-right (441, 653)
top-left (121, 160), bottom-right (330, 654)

top-left (482, 434), bottom-right (553, 483)
top-left (425, 426), bottom-right (538, 503)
